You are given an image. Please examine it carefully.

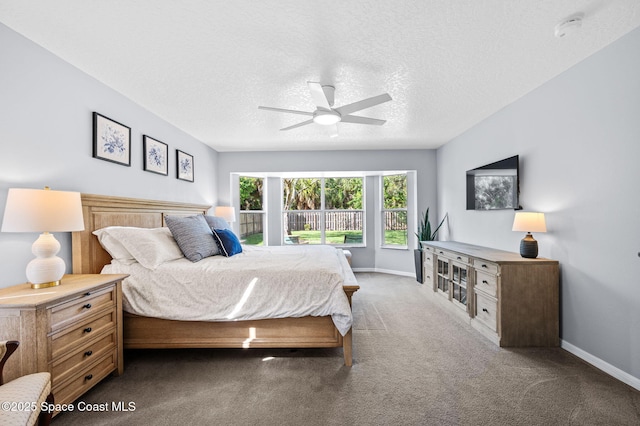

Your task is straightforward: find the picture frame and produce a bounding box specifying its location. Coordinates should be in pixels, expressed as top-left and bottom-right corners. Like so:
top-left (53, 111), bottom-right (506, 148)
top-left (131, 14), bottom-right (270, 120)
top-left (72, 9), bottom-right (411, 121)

top-left (92, 112), bottom-right (131, 166)
top-left (143, 135), bottom-right (168, 175)
top-left (176, 149), bottom-right (194, 182)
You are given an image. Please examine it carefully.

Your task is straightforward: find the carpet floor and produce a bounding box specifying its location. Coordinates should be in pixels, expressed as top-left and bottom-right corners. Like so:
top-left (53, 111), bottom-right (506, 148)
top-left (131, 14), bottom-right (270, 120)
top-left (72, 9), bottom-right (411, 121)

top-left (53, 272), bottom-right (640, 425)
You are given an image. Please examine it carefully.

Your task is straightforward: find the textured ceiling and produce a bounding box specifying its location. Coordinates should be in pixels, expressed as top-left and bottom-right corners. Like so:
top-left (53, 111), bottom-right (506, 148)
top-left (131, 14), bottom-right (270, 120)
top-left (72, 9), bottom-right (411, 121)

top-left (1, 1), bottom-right (639, 152)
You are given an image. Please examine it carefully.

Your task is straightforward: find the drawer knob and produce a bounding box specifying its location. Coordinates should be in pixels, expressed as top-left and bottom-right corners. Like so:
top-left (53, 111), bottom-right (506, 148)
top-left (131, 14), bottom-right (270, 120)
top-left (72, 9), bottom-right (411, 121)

top-left (85, 374), bottom-right (93, 381)
top-left (83, 303), bottom-right (92, 309)
top-left (482, 308), bottom-right (489, 313)
top-left (84, 350), bottom-right (93, 357)
top-left (482, 280), bottom-right (488, 284)
top-left (83, 327), bottom-right (92, 333)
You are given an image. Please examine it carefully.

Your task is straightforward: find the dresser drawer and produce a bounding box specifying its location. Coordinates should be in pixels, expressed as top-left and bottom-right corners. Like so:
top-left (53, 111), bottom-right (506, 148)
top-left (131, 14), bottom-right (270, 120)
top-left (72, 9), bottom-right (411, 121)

top-left (475, 271), bottom-right (497, 298)
top-left (475, 292), bottom-right (497, 332)
top-left (51, 332), bottom-right (117, 385)
top-left (423, 250), bottom-right (435, 265)
top-left (435, 249), bottom-right (470, 265)
top-left (424, 270), bottom-right (434, 288)
top-left (52, 352), bottom-right (117, 410)
top-left (473, 259), bottom-right (499, 275)
top-left (51, 310), bottom-right (116, 359)
top-left (50, 286), bottom-right (116, 332)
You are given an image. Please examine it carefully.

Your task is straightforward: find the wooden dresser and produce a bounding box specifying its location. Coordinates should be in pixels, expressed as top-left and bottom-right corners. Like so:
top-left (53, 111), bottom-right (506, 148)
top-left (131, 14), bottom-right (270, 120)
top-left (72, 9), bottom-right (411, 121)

top-left (422, 241), bottom-right (559, 347)
top-left (0, 274), bottom-right (127, 410)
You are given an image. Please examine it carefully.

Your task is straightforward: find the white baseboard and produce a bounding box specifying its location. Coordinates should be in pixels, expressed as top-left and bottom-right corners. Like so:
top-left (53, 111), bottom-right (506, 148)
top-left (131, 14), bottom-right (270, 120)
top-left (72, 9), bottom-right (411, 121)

top-left (561, 340), bottom-right (640, 391)
top-left (351, 267), bottom-right (415, 278)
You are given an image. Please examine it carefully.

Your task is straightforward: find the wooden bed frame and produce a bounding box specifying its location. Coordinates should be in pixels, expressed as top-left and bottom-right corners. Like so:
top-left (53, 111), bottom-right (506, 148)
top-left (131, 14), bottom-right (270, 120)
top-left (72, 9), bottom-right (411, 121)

top-left (71, 193), bottom-right (359, 366)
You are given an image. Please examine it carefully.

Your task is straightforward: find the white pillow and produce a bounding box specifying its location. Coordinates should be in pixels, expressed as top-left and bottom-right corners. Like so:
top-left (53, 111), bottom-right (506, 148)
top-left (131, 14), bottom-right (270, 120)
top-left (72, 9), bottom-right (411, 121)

top-left (93, 226), bottom-right (184, 269)
top-left (93, 227), bottom-right (135, 261)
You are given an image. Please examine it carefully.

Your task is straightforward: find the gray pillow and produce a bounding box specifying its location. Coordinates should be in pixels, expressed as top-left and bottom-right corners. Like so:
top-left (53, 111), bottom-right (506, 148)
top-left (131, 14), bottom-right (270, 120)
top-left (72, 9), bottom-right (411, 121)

top-left (204, 215), bottom-right (231, 231)
top-left (165, 215), bottom-right (220, 261)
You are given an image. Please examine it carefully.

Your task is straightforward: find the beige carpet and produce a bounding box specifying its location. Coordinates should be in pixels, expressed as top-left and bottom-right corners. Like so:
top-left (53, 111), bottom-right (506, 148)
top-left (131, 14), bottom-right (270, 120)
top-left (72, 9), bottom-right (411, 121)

top-left (53, 272), bottom-right (640, 425)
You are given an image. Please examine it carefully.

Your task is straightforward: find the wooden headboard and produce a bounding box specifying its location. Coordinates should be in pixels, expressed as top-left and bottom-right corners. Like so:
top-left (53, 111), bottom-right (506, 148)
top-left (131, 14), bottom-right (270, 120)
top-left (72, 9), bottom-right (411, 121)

top-left (72, 193), bottom-right (211, 274)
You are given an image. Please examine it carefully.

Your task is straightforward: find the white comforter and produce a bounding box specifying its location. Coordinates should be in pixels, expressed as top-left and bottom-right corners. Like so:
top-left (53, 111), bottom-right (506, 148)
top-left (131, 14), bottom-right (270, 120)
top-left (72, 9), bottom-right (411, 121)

top-left (102, 245), bottom-right (355, 335)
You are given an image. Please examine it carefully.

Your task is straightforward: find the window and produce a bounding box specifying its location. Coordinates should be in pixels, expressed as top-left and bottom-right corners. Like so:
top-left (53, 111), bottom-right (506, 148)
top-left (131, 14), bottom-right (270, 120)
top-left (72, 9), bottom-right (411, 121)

top-left (239, 176), bottom-right (264, 245)
top-left (282, 177), bottom-right (364, 245)
top-left (382, 174), bottom-right (408, 247)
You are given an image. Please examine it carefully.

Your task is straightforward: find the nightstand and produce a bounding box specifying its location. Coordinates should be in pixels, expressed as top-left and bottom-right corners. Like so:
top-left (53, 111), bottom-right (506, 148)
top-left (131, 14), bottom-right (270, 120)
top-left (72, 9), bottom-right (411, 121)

top-left (0, 274), bottom-right (127, 410)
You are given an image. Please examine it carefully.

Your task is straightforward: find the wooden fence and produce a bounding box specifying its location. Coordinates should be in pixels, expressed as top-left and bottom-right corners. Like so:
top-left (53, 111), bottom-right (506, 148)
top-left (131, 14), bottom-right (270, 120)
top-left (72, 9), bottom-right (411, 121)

top-left (241, 210), bottom-right (407, 238)
top-left (239, 212), bottom-right (263, 238)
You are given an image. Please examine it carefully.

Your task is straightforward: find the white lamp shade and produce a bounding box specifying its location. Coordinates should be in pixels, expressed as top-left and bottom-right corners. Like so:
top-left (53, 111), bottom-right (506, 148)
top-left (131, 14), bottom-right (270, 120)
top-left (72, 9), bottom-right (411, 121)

top-left (2, 188), bottom-right (84, 286)
top-left (2, 188), bottom-right (85, 233)
top-left (214, 206), bottom-right (236, 223)
top-left (512, 212), bottom-right (546, 233)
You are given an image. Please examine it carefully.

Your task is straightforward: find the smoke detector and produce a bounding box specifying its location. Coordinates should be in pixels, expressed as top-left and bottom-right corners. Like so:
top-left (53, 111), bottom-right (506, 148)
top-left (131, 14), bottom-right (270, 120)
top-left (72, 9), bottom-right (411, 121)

top-left (555, 13), bottom-right (584, 38)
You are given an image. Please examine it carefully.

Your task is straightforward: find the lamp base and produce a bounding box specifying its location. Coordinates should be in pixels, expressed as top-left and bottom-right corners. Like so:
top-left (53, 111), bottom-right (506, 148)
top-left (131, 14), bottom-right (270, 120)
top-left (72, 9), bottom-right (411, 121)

top-left (26, 232), bottom-right (66, 287)
top-left (31, 280), bottom-right (61, 289)
top-left (520, 233), bottom-right (538, 258)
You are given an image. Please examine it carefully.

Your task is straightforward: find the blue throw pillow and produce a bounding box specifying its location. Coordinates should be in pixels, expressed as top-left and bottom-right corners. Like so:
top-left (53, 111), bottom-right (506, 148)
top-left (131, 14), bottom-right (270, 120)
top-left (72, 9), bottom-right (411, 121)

top-left (212, 228), bottom-right (243, 257)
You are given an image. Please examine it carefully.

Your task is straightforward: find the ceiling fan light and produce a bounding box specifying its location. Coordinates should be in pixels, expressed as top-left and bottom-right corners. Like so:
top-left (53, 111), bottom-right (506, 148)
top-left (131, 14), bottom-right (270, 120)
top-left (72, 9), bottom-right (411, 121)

top-left (313, 111), bottom-right (341, 125)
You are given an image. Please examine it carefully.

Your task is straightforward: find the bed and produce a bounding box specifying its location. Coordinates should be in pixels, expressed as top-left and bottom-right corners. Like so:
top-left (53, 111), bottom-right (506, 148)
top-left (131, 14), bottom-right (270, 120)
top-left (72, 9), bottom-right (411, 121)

top-left (71, 193), bottom-right (359, 366)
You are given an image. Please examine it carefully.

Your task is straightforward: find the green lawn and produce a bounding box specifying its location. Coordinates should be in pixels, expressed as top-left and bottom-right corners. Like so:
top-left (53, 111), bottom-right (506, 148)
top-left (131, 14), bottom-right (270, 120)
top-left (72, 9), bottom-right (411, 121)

top-left (241, 229), bottom-right (407, 246)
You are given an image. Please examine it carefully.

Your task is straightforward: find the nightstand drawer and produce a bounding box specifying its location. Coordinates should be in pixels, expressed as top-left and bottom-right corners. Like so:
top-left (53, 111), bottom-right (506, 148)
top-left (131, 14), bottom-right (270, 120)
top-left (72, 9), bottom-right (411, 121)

top-left (475, 271), bottom-right (497, 297)
top-left (51, 310), bottom-right (116, 359)
top-left (475, 292), bottom-right (497, 332)
top-left (50, 286), bottom-right (116, 332)
top-left (51, 331), bottom-right (117, 385)
top-left (52, 352), bottom-right (117, 411)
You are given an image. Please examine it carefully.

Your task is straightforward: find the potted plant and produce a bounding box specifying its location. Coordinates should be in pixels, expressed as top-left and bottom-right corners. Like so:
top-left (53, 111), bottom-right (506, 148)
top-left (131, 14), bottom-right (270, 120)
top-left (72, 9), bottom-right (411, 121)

top-left (414, 208), bottom-right (447, 283)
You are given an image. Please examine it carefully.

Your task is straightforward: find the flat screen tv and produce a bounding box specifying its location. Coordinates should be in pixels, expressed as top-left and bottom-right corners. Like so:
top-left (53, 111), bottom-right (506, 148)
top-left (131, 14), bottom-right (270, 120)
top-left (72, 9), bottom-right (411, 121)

top-left (466, 155), bottom-right (520, 210)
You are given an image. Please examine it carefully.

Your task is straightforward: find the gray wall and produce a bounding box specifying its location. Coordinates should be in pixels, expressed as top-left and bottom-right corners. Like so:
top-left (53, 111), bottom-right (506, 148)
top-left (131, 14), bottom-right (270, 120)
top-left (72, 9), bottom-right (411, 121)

top-left (217, 150), bottom-right (438, 274)
top-left (437, 27), bottom-right (640, 385)
top-left (0, 23), bottom-right (218, 287)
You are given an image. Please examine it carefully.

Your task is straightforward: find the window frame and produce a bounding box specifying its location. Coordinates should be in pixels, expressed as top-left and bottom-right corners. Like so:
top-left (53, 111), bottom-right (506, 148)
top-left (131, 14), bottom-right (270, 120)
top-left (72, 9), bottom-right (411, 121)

top-left (238, 175), bottom-right (266, 246)
top-left (281, 176), bottom-right (365, 247)
top-left (380, 173), bottom-right (409, 249)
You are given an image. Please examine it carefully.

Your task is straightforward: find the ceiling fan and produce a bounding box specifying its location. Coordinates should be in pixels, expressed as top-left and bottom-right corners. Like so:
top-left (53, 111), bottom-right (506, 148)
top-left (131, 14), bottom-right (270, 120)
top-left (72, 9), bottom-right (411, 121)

top-left (258, 82), bottom-right (392, 138)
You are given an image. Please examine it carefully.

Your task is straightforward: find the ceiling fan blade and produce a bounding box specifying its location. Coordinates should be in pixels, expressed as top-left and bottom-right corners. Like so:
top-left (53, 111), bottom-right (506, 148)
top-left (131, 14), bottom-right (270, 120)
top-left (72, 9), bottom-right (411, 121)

top-left (329, 124), bottom-right (338, 138)
top-left (307, 82), bottom-right (331, 110)
top-left (334, 93), bottom-right (392, 116)
top-left (340, 115), bottom-right (387, 125)
top-left (258, 106), bottom-right (314, 116)
top-left (281, 119), bottom-right (314, 131)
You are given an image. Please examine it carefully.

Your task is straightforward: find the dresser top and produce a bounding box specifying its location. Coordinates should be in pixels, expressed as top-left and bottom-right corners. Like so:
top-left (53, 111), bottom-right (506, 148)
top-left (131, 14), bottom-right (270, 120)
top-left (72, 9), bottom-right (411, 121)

top-left (423, 241), bottom-right (558, 265)
top-left (0, 274), bottom-right (127, 308)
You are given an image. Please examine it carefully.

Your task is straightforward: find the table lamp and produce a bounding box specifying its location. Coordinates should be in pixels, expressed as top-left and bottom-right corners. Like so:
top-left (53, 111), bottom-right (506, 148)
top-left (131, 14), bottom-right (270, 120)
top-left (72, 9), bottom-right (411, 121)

top-left (214, 206), bottom-right (236, 224)
top-left (512, 212), bottom-right (546, 258)
top-left (1, 187), bottom-right (85, 288)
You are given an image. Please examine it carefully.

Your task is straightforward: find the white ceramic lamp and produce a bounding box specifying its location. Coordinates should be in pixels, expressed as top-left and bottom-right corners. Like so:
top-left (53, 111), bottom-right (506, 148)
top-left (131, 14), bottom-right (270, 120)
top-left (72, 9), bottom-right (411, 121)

top-left (214, 206), bottom-right (236, 223)
top-left (1, 187), bottom-right (85, 288)
top-left (512, 212), bottom-right (546, 259)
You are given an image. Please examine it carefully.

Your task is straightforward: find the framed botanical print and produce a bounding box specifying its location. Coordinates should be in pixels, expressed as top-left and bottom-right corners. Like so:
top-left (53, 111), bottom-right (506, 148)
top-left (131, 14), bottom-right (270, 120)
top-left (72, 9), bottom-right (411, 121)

top-left (92, 112), bottom-right (131, 166)
top-left (176, 149), bottom-right (194, 182)
top-left (143, 135), bottom-right (168, 175)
